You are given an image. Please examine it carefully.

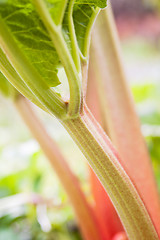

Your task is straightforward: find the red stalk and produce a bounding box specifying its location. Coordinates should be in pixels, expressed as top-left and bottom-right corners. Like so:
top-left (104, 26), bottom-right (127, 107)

top-left (14, 95), bottom-right (108, 240)
top-left (90, 4), bottom-right (160, 237)
top-left (87, 64), bottom-right (123, 238)
top-left (112, 232), bottom-right (128, 240)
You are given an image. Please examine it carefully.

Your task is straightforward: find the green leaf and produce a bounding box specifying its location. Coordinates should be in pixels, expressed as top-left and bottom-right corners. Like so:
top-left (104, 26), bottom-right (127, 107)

top-left (0, 72), bottom-right (14, 97)
top-left (45, 0), bottom-right (68, 25)
top-left (0, 0), bottom-right (106, 77)
top-left (0, 0), bottom-right (61, 88)
top-left (0, 72), bottom-right (9, 97)
top-left (73, 3), bottom-right (98, 56)
top-left (76, 0), bottom-right (107, 8)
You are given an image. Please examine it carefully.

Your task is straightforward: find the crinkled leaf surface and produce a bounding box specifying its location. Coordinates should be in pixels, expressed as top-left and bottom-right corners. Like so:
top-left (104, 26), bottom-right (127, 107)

top-left (0, 0), bottom-right (106, 87)
top-left (73, 4), bottom-right (97, 56)
top-left (76, 0), bottom-right (107, 8)
top-left (0, 0), bottom-right (61, 87)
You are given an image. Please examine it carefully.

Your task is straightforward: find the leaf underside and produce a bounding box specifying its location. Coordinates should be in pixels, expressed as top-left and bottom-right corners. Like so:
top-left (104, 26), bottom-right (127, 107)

top-left (0, 72), bottom-right (15, 97)
top-left (0, 0), bottom-right (106, 94)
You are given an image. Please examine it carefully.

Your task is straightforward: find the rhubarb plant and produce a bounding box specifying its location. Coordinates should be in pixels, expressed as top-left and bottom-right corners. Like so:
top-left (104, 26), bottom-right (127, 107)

top-left (0, 0), bottom-right (159, 239)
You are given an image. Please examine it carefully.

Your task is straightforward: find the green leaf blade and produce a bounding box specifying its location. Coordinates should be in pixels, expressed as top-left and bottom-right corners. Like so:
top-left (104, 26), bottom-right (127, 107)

top-left (73, 3), bottom-right (98, 57)
top-left (0, 0), bottom-right (61, 88)
top-left (75, 0), bottom-right (107, 8)
top-left (0, 72), bottom-right (16, 98)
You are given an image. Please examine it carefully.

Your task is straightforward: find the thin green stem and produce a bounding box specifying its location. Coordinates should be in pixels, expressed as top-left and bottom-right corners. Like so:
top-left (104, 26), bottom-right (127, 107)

top-left (56, 0), bottom-right (68, 26)
top-left (68, 0), bottom-right (81, 72)
top-left (33, 0), bottom-right (82, 117)
top-left (62, 105), bottom-right (159, 240)
top-left (14, 95), bottom-right (107, 240)
top-left (80, 7), bottom-right (99, 97)
top-left (82, 7), bottom-right (99, 59)
top-left (0, 17), bottom-right (67, 119)
top-left (81, 61), bottom-right (88, 100)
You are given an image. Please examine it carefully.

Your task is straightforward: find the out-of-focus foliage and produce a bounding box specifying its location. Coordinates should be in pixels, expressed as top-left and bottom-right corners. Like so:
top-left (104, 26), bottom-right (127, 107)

top-left (112, 0), bottom-right (160, 19)
top-left (132, 81), bottom-right (160, 190)
top-left (123, 38), bottom-right (160, 191)
top-left (0, 140), bottom-right (82, 239)
top-left (0, 99), bottom-right (86, 239)
top-left (143, 0), bottom-right (160, 11)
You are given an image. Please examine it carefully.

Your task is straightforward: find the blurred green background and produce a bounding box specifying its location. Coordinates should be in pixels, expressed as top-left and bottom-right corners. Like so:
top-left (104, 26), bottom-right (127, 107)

top-left (0, 1), bottom-right (160, 239)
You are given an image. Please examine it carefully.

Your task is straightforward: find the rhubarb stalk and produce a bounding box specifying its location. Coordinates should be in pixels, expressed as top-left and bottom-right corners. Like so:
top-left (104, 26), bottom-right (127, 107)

top-left (14, 95), bottom-right (107, 240)
top-left (62, 105), bottom-right (158, 240)
top-left (87, 64), bottom-right (123, 238)
top-left (90, 2), bottom-right (160, 237)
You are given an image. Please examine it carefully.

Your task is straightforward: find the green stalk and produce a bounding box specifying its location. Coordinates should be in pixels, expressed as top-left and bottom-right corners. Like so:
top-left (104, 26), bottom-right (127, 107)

top-left (62, 105), bottom-right (158, 240)
top-left (68, 0), bottom-right (81, 72)
top-left (0, 48), bottom-right (48, 112)
top-left (82, 7), bottom-right (100, 59)
top-left (0, 17), bottom-right (67, 119)
top-left (91, 3), bottom-right (160, 237)
top-left (14, 95), bottom-right (107, 240)
top-left (55, 0), bottom-right (68, 26)
top-left (33, 0), bottom-right (82, 117)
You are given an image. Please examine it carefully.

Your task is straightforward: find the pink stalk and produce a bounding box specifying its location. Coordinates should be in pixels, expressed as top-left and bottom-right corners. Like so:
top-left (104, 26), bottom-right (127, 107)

top-left (112, 232), bottom-right (128, 240)
top-left (14, 95), bottom-right (108, 240)
top-left (87, 64), bottom-right (123, 238)
top-left (90, 3), bottom-right (160, 236)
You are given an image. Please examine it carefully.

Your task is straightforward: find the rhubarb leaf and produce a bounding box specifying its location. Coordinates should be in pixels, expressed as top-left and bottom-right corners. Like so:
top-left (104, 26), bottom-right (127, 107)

top-left (76, 0), bottom-right (107, 8)
top-left (0, 1), bottom-right (61, 88)
top-left (0, 0), bottom-right (107, 88)
top-left (0, 72), bottom-right (15, 97)
top-left (73, 4), bottom-right (98, 56)
top-left (0, 73), bottom-right (10, 97)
